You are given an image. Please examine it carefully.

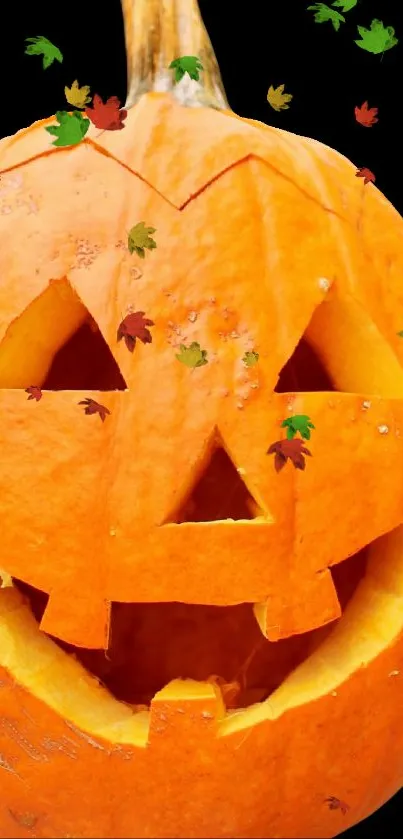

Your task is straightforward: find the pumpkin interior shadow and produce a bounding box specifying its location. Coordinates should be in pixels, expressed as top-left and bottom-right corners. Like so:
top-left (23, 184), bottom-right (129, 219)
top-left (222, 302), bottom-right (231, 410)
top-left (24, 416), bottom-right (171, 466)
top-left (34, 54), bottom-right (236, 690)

top-left (41, 320), bottom-right (127, 391)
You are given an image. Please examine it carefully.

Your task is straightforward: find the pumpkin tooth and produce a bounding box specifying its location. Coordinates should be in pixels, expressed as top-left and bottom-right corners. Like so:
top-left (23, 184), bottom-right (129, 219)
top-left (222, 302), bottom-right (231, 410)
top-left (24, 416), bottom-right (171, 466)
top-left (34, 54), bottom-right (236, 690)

top-left (253, 569), bottom-right (341, 641)
top-left (148, 678), bottom-right (226, 742)
top-left (40, 590), bottom-right (111, 649)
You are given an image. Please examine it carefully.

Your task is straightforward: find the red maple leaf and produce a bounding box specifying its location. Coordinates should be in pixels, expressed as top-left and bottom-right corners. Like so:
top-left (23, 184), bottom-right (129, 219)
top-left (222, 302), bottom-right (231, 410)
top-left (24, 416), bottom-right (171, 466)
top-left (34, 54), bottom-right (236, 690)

top-left (325, 797), bottom-right (349, 816)
top-left (356, 166), bottom-right (375, 185)
top-left (354, 101), bottom-right (378, 128)
top-left (85, 95), bottom-right (127, 131)
top-left (78, 398), bottom-right (110, 422)
top-left (117, 311), bottom-right (154, 353)
top-left (25, 385), bottom-right (42, 401)
top-left (267, 437), bottom-right (312, 472)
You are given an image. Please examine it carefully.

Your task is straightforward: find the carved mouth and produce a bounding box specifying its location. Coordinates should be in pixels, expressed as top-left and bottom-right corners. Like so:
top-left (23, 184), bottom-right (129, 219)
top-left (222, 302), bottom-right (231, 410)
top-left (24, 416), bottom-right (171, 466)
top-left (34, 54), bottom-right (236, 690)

top-left (8, 547), bottom-right (366, 710)
top-left (1, 526), bottom-right (403, 750)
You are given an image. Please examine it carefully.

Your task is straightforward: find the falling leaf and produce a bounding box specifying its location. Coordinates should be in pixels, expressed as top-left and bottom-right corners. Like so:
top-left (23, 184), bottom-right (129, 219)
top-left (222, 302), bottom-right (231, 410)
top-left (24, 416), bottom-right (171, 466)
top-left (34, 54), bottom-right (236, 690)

top-left (176, 342), bottom-right (208, 369)
top-left (332, 0), bottom-right (357, 11)
top-left (78, 398), bottom-right (110, 422)
top-left (25, 385), bottom-right (42, 402)
top-left (127, 223), bottom-right (157, 258)
top-left (325, 796), bottom-right (350, 815)
top-left (354, 101), bottom-right (378, 127)
top-left (45, 111), bottom-right (90, 147)
top-left (117, 311), bottom-right (154, 353)
top-left (24, 36), bottom-right (63, 69)
top-left (307, 4), bottom-right (346, 31)
top-left (354, 19), bottom-right (398, 54)
top-left (85, 95), bottom-right (127, 130)
top-left (65, 80), bottom-right (91, 109)
top-left (267, 438), bottom-right (312, 472)
top-left (267, 84), bottom-right (293, 112)
top-left (356, 166), bottom-right (375, 184)
top-left (242, 350), bottom-right (259, 367)
top-left (281, 414), bottom-right (315, 440)
top-left (169, 56), bottom-right (204, 83)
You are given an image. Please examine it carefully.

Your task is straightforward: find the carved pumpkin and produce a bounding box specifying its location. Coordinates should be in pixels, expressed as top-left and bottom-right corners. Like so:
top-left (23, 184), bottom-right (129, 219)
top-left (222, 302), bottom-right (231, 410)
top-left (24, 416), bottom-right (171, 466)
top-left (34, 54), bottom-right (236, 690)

top-left (0, 0), bottom-right (403, 836)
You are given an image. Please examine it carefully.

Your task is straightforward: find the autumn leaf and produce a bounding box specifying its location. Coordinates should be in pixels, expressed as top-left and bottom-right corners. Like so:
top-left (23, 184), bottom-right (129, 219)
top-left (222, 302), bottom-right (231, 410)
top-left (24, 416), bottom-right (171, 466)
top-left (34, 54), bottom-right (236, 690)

top-left (307, 4), bottom-right (345, 31)
top-left (332, 0), bottom-right (357, 11)
top-left (127, 223), bottom-right (157, 258)
top-left (354, 19), bottom-right (399, 54)
top-left (325, 797), bottom-right (350, 815)
top-left (45, 111), bottom-right (90, 147)
top-left (169, 56), bottom-right (204, 83)
top-left (242, 350), bottom-right (259, 367)
top-left (176, 342), bottom-right (208, 369)
top-left (354, 101), bottom-right (378, 127)
top-left (267, 438), bottom-right (312, 472)
top-left (85, 95), bottom-right (127, 130)
top-left (24, 36), bottom-right (63, 69)
top-left (117, 311), bottom-right (154, 353)
top-left (356, 166), bottom-right (375, 184)
top-left (25, 385), bottom-right (42, 402)
top-left (65, 80), bottom-right (91, 109)
top-left (267, 84), bottom-right (293, 112)
top-left (78, 398), bottom-right (110, 422)
top-left (281, 414), bottom-right (315, 441)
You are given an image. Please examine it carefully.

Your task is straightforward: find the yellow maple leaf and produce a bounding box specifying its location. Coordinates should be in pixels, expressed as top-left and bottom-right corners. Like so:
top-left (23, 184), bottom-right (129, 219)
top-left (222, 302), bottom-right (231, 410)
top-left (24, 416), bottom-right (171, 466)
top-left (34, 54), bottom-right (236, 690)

top-left (267, 83), bottom-right (293, 112)
top-left (64, 79), bottom-right (92, 109)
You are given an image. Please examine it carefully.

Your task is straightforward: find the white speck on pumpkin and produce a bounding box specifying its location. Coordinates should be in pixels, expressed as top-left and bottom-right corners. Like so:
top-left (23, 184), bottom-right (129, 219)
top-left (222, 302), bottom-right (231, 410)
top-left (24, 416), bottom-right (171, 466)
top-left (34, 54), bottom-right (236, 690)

top-left (236, 401), bottom-right (244, 409)
top-left (318, 277), bottom-right (331, 292)
top-left (361, 400), bottom-right (371, 410)
top-left (188, 311), bottom-right (198, 323)
top-left (331, 691), bottom-right (338, 696)
top-left (201, 711), bottom-right (214, 719)
top-left (378, 424), bottom-right (389, 435)
top-left (109, 528), bottom-right (116, 537)
top-left (388, 670), bottom-right (399, 677)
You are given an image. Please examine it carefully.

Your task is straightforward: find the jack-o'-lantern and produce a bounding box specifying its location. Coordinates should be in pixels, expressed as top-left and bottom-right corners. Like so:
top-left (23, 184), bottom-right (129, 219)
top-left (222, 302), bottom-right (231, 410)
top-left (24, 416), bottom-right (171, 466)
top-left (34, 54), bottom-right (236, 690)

top-left (0, 0), bottom-right (403, 836)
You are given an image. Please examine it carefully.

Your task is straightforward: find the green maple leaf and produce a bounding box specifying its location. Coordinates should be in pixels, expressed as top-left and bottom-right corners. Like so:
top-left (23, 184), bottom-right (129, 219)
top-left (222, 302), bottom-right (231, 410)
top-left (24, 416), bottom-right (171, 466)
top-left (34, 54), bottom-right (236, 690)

top-left (355, 19), bottom-right (399, 54)
top-left (45, 111), bottom-right (90, 147)
top-left (127, 223), bottom-right (157, 258)
top-left (176, 342), bottom-right (208, 369)
top-left (332, 0), bottom-right (357, 12)
top-left (24, 36), bottom-right (63, 70)
top-left (242, 351), bottom-right (259, 367)
top-left (281, 414), bottom-right (316, 441)
top-left (169, 55), bottom-right (204, 83)
top-left (307, 3), bottom-right (345, 31)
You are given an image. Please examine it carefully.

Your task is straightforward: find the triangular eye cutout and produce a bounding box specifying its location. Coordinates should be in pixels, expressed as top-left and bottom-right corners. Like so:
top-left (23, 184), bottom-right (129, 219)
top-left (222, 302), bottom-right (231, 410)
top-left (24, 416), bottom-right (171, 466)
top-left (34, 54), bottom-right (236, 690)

top-left (164, 435), bottom-right (264, 524)
top-left (42, 321), bottom-right (127, 391)
top-left (0, 278), bottom-right (127, 391)
top-left (275, 337), bottom-right (334, 393)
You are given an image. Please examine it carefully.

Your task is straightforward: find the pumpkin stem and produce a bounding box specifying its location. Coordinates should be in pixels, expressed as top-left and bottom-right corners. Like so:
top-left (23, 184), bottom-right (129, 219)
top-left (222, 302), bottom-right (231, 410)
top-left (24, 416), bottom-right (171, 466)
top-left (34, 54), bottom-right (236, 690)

top-left (121, 0), bottom-right (230, 110)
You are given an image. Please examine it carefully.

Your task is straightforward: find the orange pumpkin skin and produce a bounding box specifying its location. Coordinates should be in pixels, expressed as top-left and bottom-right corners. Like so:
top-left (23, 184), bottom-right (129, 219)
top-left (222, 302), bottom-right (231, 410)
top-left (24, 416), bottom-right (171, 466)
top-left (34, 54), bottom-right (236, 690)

top-left (1, 1), bottom-right (403, 835)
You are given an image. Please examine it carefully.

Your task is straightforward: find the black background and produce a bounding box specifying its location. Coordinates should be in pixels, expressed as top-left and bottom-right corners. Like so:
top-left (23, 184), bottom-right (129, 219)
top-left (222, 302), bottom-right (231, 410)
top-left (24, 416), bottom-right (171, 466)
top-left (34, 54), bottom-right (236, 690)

top-left (0, 0), bottom-right (402, 835)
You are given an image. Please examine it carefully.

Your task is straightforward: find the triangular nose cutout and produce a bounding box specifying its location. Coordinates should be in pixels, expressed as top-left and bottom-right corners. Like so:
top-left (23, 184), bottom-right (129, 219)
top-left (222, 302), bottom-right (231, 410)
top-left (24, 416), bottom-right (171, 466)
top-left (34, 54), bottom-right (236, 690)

top-left (0, 278), bottom-right (127, 391)
top-left (165, 437), bottom-right (264, 524)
